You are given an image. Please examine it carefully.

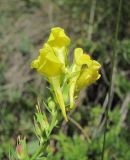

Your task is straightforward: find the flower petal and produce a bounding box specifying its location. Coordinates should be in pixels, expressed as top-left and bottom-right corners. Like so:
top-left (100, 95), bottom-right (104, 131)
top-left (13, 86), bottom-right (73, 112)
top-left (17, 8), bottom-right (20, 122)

top-left (74, 48), bottom-right (91, 65)
top-left (47, 27), bottom-right (70, 48)
top-left (31, 43), bottom-right (64, 77)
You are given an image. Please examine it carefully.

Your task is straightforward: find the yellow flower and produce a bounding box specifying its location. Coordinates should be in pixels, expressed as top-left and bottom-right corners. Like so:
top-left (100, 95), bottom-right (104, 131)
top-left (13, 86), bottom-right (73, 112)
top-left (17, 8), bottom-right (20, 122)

top-left (69, 48), bottom-right (101, 108)
top-left (31, 31), bottom-right (69, 120)
top-left (75, 49), bottom-right (101, 91)
top-left (31, 43), bottom-right (64, 77)
top-left (76, 60), bottom-right (101, 91)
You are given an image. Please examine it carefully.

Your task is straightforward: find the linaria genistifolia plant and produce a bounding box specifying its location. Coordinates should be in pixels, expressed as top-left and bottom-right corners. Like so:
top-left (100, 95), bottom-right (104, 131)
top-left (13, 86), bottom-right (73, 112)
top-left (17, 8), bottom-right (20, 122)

top-left (15, 27), bottom-right (101, 160)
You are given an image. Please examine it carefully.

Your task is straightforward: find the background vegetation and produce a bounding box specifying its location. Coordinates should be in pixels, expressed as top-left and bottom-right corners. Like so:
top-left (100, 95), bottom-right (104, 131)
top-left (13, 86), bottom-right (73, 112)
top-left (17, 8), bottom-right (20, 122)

top-left (0, 0), bottom-right (130, 159)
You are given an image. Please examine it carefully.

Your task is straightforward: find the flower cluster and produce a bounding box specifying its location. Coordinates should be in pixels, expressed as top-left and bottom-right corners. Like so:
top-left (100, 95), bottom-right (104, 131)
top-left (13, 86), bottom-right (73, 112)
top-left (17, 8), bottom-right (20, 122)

top-left (31, 27), bottom-right (101, 121)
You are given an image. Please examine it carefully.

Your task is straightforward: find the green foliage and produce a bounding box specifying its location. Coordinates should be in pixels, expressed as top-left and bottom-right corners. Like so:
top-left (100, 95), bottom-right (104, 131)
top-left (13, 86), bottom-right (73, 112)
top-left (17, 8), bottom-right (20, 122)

top-left (47, 107), bottom-right (130, 160)
top-left (48, 134), bottom-right (88, 160)
top-left (116, 74), bottom-right (130, 98)
top-left (117, 39), bottom-right (130, 66)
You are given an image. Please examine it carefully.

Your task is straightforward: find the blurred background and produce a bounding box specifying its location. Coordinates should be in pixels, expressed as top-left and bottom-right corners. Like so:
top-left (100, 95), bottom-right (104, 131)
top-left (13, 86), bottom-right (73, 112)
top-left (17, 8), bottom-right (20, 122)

top-left (0, 0), bottom-right (130, 159)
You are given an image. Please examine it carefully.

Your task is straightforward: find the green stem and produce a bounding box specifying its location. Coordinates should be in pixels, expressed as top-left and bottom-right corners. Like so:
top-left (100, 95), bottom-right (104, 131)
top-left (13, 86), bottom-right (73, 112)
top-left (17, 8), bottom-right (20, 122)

top-left (69, 116), bottom-right (91, 143)
top-left (101, 0), bottom-right (122, 160)
top-left (31, 101), bottom-right (59, 160)
top-left (88, 0), bottom-right (96, 41)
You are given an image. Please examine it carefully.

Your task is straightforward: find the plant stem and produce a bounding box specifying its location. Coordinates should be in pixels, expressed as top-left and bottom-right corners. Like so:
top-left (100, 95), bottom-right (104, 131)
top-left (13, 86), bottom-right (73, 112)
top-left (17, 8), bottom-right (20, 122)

top-left (88, 0), bottom-right (96, 41)
top-left (69, 116), bottom-right (91, 143)
top-left (101, 0), bottom-right (122, 160)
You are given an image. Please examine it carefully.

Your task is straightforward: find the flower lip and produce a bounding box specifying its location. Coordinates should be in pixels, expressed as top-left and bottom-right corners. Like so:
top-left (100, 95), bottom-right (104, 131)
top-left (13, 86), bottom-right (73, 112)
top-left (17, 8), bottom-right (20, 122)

top-left (74, 48), bottom-right (91, 66)
top-left (47, 27), bottom-right (70, 48)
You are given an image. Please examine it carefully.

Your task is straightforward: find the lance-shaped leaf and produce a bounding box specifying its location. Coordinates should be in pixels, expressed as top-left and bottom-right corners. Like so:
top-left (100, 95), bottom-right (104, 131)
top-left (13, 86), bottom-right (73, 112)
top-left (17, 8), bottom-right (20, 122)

top-left (50, 76), bottom-right (68, 121)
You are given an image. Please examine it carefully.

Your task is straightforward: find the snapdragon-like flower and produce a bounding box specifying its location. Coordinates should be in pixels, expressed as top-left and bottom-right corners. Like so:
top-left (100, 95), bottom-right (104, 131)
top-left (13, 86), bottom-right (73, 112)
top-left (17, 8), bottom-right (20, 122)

top-left (74, 48), bottom-right (101, 91)
top-left (69, 48), bottom-right (101, 108)
top-left (31, 27), bottom-right (101, 121)
top-left (31, 27), bottom-right (70, 121)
